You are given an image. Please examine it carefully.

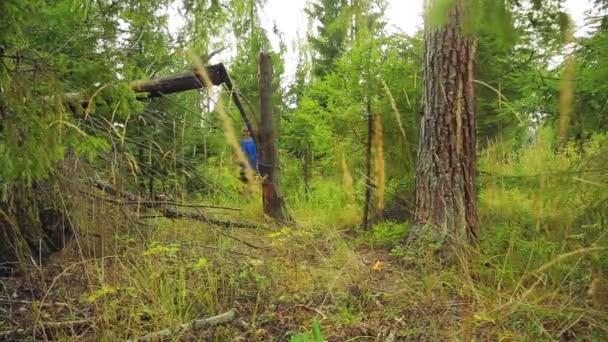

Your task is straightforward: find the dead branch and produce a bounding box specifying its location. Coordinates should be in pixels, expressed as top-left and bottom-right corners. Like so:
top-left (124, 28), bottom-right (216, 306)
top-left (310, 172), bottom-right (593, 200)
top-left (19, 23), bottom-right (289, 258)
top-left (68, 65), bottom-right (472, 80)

top-left (122, 201), bottom-right (241, 211)
top-left (162, 208), bottom-right (266, 229)
top-left (296, 304), bottom-right (327, 320)
top-left (130, 309), bottom-right (236, 342)
top-left (204, 46), bottom-right (228, 62)
top-left (161, 242), bottom-right (259, 259)
top-left (208, 225), bottom-right (265, 250)
top-left (41, 319), bottom-right (92, 329)
top-left (0, 328), bottom-right (25, 339)
top-left (89, 180), bottom-right (266, 229)
top-left (0, 320), bottom-right (92, 340)
top-left (0, 298), bottom-right (70, 308)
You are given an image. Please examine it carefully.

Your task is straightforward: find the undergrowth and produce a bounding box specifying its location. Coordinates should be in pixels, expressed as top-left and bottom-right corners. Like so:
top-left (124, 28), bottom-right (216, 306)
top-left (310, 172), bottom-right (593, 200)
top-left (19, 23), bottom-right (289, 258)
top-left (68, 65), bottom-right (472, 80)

top-left (2, 132), bottom-right (608, 341)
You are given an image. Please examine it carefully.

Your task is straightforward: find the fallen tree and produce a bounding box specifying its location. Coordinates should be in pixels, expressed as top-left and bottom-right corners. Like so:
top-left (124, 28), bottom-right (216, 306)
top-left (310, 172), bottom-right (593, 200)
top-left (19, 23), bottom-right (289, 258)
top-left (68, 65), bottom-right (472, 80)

top-left (1, 58), bottom-right (259, 263)
top-left (64, 63), bottom-right (257, 141)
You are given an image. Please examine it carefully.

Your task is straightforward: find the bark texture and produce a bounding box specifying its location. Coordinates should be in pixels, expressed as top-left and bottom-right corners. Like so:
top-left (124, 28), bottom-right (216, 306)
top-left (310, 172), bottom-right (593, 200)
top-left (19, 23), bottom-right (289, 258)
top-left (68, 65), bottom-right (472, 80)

top-left (413, 0), bottom-right (479, 243)
top-left (362, 101), bottom-right (374, 230)
top-left (257, 53), bottom-right (290, 222)
top-left (130, 64), bottom-right (225, 97)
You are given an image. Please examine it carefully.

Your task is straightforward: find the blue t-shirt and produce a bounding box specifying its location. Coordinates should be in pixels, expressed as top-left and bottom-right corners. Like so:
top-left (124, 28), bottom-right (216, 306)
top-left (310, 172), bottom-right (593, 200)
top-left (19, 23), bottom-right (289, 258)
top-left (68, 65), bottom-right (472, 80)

top-left (239, 138), bottom-right (257, 169)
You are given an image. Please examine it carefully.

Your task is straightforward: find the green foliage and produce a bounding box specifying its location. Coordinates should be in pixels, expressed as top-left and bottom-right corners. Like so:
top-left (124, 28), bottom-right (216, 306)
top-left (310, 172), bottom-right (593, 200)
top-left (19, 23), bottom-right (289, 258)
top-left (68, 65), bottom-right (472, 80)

top-left (305, 0), bottom-right (351, 77)
top-left (362, 221), bottom-right (411, 248)
top-left (289, 321), bottom-right (326, 342)
top-left (284, 30), bottom-right (422, 200)
top-left (426, 0), bottom-right (457, 30)
top-left (2, 0), bottom-right (608, 340)
top-left (478, 128), bottom-right (608, 285)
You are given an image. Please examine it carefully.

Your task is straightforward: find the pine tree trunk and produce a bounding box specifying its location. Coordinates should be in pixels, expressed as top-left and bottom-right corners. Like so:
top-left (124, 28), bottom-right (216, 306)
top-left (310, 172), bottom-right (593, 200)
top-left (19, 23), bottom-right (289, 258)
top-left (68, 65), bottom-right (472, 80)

top-left (412, 0), bottom-right (479, 243)
top-left (362, 100), bottom-right (374, 230)
top-left (303, 146), bottom-right (312, 199)
top-left (258, 53), bottom-right (291, 222)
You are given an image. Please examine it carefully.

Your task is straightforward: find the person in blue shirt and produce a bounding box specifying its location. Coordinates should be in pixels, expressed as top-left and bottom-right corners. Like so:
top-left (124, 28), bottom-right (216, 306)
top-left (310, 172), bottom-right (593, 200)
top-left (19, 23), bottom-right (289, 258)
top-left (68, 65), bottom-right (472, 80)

top-left (238, 127), bottom-right (257, 182)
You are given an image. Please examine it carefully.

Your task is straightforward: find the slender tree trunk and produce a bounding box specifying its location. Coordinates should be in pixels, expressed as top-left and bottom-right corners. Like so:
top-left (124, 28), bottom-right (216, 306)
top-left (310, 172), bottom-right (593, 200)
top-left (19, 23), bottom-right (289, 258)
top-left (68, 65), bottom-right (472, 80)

top-left (258, 53), bottom-right (291, 222)
top-left (303, 146), bottom-right (312, 199)
top-left (411, 0), bottom-right (479, 243)
top-left (362, 100), bottom-right (374, 230)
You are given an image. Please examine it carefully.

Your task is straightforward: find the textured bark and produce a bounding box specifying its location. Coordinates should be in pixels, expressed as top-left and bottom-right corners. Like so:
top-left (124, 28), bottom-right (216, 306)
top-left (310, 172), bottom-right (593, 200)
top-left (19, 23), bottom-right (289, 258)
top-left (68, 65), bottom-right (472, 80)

top-left (362, 101), bottom-right (374, 230)
top-left (257, 53), bottom-right (291, 222)
top-left (413, 0), bottom-right (479, 243)
top-left (130, 64), bottom-right (225, 97)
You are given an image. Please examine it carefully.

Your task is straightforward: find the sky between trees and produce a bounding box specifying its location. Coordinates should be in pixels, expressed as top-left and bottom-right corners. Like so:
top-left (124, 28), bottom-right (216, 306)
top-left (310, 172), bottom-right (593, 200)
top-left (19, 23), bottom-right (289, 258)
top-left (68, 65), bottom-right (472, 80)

top-left (164, 0), bottom-right (593, 85)
top-left (263, 0), bottom-right (593, 83)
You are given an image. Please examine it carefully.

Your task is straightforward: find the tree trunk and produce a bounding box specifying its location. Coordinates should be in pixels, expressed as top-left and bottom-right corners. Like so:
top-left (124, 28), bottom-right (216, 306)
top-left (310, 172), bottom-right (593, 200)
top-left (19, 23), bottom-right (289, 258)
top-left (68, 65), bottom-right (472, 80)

top-left (303, 146), bottom-right (312, 199)
top-left (412, 0), bottom-right (479, 244)
top-left (257, 53), bottom-right (291, 222)
top-left (362, 100), bottom-right (374, 230)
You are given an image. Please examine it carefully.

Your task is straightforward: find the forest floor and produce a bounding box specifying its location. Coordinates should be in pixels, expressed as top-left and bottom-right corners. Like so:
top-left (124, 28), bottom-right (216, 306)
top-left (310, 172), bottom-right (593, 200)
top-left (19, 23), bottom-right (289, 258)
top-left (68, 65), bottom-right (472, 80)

top-left (0, 197), bottom-right (605, 341)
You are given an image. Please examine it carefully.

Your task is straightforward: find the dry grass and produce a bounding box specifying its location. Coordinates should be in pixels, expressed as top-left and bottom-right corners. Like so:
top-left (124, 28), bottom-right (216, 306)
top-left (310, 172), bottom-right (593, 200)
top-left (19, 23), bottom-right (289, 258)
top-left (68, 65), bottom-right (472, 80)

top-left (3, 190), bottom-right (605, 341)
top-left (2, 131), bottom-right (608, 341)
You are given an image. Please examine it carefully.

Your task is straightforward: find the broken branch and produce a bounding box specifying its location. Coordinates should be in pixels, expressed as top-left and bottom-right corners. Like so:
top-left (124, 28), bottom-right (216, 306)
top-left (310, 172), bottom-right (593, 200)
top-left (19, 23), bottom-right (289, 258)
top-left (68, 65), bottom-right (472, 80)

top-left (122, 201), bottom-right (241, 211)
top-left (130, 309), bottom-right (236, 342)
top-left (89, 180), bottom-right (266, 229)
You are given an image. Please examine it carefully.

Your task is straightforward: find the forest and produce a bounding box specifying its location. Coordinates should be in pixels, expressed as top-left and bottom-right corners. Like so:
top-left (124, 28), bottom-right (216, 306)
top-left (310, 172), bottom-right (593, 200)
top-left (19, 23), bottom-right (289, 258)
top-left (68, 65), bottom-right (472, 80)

top-left (1, 0), bottom-right (608, 340)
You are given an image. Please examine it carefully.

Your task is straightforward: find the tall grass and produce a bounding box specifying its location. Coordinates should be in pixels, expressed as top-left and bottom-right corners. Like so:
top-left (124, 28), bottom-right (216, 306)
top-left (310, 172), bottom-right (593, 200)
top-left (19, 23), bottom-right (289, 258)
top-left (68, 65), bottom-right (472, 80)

top-left (12, 101), bottom-right (608, 341)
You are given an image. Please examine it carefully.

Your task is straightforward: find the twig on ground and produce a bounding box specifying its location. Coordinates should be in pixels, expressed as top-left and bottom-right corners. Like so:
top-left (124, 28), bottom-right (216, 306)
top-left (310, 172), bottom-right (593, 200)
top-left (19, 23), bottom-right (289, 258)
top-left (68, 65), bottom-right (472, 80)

top-left (0, 320), bottom-right (91, 339)
top-left (296, 304), bottom-right (327, 320)
top-left (122, 201), bottom-right (241, 211)
top-left (34, 255), bottom-right (121, 338)
top-left (41, 319), bottom-right (92, 329)
top-left (0, 298), bottom-right (70, 308)
top-left (0, 328), bottom-right (25, 338)
top-left (130, 309), bottom-right (236, 342)
top-left (210, 225), bottom-right (266, 250)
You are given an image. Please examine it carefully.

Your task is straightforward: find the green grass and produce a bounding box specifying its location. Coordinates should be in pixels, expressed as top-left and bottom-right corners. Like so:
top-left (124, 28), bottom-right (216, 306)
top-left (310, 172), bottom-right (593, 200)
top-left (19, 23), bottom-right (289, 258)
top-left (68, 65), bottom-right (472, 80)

top-left (17, 134), bottom-right (608, 341)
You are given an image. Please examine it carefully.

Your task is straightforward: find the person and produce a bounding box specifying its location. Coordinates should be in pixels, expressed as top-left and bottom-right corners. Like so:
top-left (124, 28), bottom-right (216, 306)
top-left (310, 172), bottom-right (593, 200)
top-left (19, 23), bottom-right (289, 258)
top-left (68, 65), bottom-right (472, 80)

top-left (238, 127), bottom-right (257, 182)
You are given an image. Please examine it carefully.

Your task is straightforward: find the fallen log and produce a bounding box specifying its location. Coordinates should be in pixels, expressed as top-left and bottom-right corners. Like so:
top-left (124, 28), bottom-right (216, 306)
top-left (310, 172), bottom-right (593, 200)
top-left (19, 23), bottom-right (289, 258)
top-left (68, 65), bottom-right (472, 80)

top-left (64, 64), bottom-right (223, 103)
top-left (64, 62), bottom-right (257, 139)
top-left (131, 65), bottom-right (224, 98)
top-left (130, 309), bottom-right (236, 342)
top-left (138, 62), bottom-right (257, 140)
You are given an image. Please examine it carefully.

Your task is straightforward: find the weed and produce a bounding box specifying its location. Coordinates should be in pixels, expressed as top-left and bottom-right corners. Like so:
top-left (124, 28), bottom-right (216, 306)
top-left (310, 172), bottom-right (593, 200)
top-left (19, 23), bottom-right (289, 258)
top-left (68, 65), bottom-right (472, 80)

top-left (289, 320), bottom-right (326, 342)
